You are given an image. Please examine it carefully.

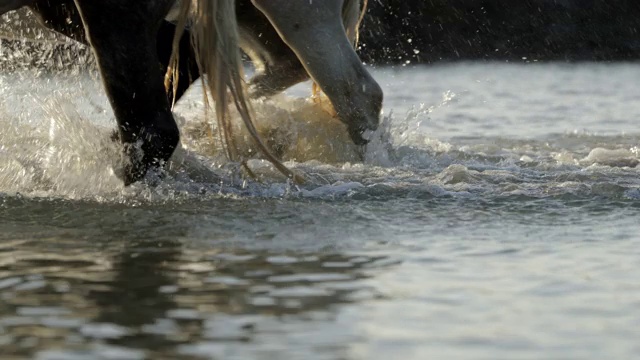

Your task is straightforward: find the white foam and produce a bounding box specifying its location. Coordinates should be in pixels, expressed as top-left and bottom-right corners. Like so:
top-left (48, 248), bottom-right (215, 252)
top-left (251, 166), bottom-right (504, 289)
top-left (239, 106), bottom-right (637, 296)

top-left (580, 147), bottom-right (639, 167)
top-left (2, 70), bottom-right (639, 202)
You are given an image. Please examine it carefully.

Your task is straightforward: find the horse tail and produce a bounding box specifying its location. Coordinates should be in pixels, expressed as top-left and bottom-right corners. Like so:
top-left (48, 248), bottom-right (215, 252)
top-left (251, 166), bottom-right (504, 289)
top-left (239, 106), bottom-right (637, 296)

top-left (343, 0), bottom-right (368, 46)
top-left (167, 0), bottom-right (300, 182)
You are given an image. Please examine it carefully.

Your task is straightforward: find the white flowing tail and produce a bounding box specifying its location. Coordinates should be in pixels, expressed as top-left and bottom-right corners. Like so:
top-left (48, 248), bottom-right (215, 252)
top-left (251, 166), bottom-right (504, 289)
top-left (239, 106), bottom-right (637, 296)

top-left (343, 0), bottom-right (367, 45)
top-left (166, 0), bottom-right (300, 182)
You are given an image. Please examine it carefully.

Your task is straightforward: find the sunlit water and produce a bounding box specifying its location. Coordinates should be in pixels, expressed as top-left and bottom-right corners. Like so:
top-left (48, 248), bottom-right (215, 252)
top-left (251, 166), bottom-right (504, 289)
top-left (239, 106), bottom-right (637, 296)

top-left (1, 62), bottom-right (640, 359)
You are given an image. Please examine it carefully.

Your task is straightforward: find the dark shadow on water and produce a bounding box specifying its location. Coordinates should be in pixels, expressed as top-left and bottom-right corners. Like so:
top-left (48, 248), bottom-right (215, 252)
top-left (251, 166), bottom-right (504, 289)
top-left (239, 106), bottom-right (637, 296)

top-left (0, 209), bottom-right (390, 358)
top-left (88, 238), bottom-right (183, 353)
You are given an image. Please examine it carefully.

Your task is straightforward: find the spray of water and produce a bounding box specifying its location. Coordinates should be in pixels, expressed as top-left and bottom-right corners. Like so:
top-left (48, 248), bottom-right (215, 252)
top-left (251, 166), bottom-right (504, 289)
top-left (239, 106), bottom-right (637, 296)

top-left (0, 71), bottom-right (419, 200)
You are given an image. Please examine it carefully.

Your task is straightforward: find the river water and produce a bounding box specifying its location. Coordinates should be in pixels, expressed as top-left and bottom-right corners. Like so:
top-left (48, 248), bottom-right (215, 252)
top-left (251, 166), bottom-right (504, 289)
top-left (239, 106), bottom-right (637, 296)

top-left (1, 62), bottom-right (640, 359)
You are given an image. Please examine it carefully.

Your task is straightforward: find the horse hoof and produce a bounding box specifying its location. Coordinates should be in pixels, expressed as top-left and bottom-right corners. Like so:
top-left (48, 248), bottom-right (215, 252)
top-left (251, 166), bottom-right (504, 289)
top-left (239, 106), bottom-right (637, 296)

top-left (348, 127), bottom-right (369, 146)
top-left (120, 141), bottom-right (150, 186)
top-left (347, 116), bottom-right (379, 145)
top-left (114, 120), bottom-right (180, 186)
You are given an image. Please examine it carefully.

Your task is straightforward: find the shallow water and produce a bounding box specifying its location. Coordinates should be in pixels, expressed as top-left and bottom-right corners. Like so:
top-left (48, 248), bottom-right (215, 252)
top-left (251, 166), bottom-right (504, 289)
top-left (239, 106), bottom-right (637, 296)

top-left (1, 62), bottom-right (640, 359)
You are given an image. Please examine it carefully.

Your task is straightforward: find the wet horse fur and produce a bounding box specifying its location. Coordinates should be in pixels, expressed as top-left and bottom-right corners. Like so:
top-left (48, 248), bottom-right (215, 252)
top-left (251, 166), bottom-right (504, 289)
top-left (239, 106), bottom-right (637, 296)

top-left (1, 0), bottom-right (383, 185)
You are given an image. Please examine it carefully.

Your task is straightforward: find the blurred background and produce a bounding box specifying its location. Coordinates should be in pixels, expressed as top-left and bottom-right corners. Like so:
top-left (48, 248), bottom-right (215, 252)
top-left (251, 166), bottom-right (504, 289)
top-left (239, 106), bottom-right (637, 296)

top-left (2, 0), bottom-right (640, 69)
top-left (360, 0), bottom-right (640, 64)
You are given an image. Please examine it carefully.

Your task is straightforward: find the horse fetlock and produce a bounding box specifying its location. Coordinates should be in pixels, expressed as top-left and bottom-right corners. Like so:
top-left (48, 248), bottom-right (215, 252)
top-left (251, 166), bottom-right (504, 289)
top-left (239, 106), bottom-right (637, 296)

top-left (332, 73), bottom-right (383, 145)
top-left (117, 115), bottom-right (180, 186)
top-left (344, 112), bottom-right (380, 146)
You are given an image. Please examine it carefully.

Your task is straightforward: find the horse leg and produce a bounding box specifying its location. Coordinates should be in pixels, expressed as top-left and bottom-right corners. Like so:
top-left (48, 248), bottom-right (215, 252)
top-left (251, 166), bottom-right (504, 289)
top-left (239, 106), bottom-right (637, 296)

top-left (251, 0), bottom-right (383, 145)
top-left (29, 0), bottom-right (86, 42)
top-left (73, 0), bottom-right (179, 185)
top-left (241, 22), bottom-right (310, 99)
top-left (29, 0), bottom-right (197, 105)
top-left (236, 0), bottom-right (309, 98)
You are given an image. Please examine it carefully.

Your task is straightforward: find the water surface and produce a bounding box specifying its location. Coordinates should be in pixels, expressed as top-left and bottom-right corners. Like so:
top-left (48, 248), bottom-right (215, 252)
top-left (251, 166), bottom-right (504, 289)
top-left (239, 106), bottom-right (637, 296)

top-left (1, 63), bottom-right (640, 359)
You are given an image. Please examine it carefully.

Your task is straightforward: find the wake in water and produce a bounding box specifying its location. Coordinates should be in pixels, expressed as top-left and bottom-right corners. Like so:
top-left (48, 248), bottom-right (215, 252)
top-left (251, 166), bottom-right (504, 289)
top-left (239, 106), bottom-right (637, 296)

top-left (1, 70), bottom-right (640, 203)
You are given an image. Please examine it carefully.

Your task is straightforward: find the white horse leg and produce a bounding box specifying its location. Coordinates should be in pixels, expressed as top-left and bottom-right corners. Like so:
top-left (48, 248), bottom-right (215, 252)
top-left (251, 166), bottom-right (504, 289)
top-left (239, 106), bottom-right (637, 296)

top-left (236, 3), bottom-right (311, 99)
top-left (252, 0), bottom-right (382, 145)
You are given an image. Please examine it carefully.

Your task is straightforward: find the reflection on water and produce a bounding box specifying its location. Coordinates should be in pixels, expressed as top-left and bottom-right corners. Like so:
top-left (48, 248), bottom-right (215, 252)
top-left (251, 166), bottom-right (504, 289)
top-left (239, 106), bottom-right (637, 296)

top-left (0, 229), bottom-right (387, 358)
top-left (2, 62), bottom-right (640, 359)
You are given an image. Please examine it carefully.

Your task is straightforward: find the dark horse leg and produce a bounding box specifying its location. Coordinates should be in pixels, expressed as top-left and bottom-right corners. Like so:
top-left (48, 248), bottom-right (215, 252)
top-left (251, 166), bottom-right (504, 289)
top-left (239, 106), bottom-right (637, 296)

top-left (73, 0), bottom-right (179, 185)
top-left (29, 0), bottom-right (198, 103)
top-left (29, 0), bottom-right (85, 42)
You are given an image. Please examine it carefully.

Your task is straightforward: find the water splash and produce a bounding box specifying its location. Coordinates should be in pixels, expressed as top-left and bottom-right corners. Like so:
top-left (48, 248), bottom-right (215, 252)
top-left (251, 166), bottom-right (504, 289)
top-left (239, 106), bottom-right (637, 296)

top-left (0, 96), bottom-right (123, 199)
top-left (1, 67), bottom-right (640, 203)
